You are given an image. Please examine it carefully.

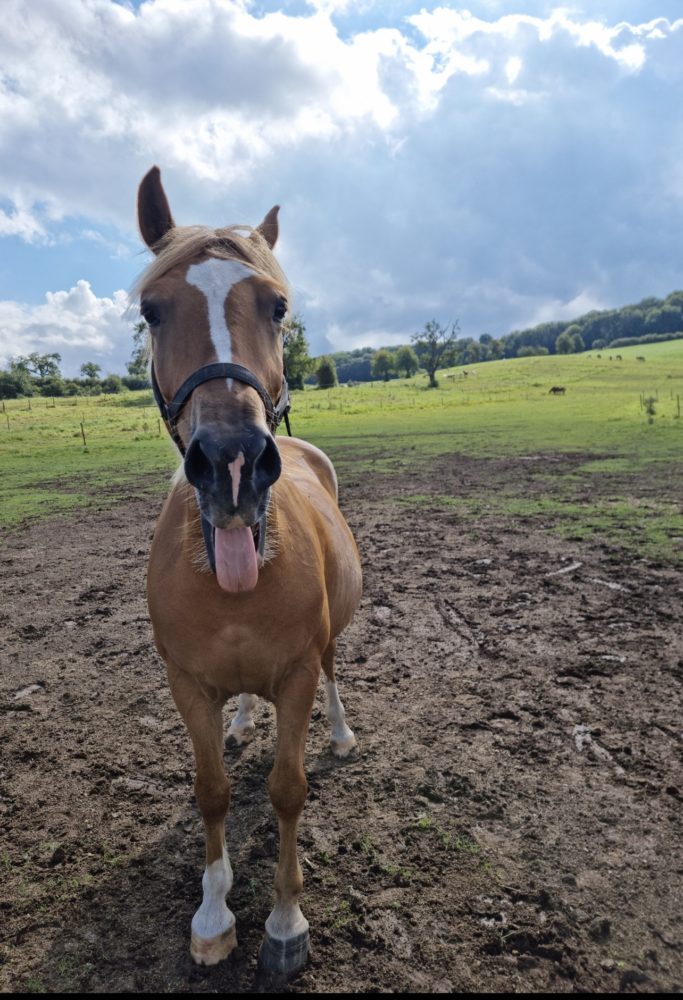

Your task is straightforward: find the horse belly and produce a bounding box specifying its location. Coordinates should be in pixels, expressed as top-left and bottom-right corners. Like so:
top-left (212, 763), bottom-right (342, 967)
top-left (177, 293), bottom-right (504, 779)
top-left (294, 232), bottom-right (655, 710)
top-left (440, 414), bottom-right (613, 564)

top-left (324, 520), bottom-right (362, 639)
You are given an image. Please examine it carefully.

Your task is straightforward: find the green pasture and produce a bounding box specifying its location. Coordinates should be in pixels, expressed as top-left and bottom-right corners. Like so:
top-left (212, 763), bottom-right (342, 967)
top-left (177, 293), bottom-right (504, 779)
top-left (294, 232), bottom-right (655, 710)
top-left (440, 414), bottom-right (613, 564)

top-left (1, 340), bottom-right (682, 560)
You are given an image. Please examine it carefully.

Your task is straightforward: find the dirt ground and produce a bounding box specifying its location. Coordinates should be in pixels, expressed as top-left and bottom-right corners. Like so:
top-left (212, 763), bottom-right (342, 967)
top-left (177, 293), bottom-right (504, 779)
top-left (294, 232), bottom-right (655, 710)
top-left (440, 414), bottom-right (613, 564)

top-left (1, 453), bottom-right (681, 994)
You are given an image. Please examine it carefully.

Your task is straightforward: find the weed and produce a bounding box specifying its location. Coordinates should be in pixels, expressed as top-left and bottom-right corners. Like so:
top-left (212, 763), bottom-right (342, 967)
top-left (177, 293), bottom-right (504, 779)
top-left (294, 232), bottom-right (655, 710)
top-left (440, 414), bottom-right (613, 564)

top-left (25, 980), bottom-right (47, 993)
top-left (415, 816), bottom-right (482, 855)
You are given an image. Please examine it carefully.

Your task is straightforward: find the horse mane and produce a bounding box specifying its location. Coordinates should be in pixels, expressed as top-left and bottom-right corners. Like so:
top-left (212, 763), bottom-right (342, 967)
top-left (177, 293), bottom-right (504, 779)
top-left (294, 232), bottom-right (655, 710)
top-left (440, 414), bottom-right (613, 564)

top-left (132, 224), bottom-right (288, 299)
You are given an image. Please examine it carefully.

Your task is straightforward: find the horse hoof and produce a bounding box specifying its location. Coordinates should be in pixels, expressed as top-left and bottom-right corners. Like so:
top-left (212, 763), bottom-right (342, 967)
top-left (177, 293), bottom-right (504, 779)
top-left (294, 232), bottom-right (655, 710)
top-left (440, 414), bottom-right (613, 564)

top-left (258, 928), bottom-right (310, 976)
top-left (190, 923), bottom-right (237, 966)
top-left (227, 722), bottom-right (255, 746)
top-left (330, 730), bottom-right (356, 758)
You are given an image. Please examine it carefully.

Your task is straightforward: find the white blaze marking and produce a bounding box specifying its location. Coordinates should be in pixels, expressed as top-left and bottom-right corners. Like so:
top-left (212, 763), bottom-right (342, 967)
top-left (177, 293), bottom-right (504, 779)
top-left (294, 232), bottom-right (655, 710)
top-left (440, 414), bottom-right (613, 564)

top-left (228, 452), bottom-right (245, 507)
top-left (191, 848), bottom-right (235, 941)
top-left (186, 258), bottom-right (254, 365)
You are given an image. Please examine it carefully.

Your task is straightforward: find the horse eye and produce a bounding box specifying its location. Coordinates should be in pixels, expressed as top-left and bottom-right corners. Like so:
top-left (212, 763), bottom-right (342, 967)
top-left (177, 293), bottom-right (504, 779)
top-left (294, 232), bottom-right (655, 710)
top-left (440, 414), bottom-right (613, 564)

top-left (272, 299), bottom-right (287, 324)
top-left (141, 301), bottom-right (160, 327)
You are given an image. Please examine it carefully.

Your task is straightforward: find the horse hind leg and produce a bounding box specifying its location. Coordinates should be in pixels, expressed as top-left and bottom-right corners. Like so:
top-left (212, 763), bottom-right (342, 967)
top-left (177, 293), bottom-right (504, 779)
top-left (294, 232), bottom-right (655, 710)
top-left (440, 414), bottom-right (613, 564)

top-left (322, 639), bottom-right (356, 758)
top-left (168, 666), bottom-right (236, 966)
top-left (227, 692), bottom-right (258, 745)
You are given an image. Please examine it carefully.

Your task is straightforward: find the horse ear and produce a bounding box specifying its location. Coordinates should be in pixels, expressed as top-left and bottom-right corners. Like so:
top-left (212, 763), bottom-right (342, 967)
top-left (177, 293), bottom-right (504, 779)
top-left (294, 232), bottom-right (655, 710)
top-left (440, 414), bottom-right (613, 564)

top-left (256, 205), bottom-right (279, 249)
top-left (138, 166), bottom-right (175, 253)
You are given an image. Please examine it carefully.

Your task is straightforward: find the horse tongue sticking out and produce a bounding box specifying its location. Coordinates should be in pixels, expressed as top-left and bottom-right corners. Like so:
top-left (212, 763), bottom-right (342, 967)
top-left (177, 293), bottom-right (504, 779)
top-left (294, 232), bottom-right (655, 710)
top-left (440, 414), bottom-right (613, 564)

top-left (214, 525), bottom-right (259, 593)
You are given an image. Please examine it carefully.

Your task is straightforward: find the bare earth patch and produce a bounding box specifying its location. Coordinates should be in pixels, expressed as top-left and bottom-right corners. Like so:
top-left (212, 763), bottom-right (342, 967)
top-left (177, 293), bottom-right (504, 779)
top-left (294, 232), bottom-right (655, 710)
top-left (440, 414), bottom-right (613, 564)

top-left (1, 454), bottom-right (681, 993)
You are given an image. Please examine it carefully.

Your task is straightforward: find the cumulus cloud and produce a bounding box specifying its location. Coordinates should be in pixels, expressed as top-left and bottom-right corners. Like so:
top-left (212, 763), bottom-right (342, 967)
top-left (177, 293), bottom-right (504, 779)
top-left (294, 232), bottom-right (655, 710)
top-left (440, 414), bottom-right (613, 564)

top-left (0, 282), bottom-right (132, 376)
top-left (0, 1), bottom-right (682, 362)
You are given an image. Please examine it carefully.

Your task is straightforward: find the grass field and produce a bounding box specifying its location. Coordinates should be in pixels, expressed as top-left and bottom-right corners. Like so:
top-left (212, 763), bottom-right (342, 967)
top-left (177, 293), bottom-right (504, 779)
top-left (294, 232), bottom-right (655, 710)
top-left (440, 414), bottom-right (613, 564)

top-left (2, 340), bottom-right (682, 558)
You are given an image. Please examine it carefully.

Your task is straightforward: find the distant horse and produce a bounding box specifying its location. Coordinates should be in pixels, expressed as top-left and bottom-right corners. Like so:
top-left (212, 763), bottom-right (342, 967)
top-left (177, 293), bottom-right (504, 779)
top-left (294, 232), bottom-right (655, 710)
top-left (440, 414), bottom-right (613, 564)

top-left (134, 167), bottom-right (362, 975)
top-left (636, 356), bottom-right (646, 362)
top-left (548, 386), bottom-right (566, 395)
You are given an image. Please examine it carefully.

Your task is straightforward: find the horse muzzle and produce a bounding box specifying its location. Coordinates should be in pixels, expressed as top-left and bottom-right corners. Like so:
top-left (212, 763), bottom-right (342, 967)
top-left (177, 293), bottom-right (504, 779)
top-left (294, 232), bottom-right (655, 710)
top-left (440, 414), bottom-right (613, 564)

top-left (184, 423), bottom-right (282, 528)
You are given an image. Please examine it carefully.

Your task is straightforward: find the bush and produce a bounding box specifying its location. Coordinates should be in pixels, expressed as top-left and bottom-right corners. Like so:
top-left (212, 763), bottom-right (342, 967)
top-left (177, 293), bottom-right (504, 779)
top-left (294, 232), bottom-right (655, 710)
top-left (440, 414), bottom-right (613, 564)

top-left (101, 375), bottom-right (123, 394)
top-left (315, 356), bottom-right (338, 389)
top-left (122, 374), bottom-right (151, 390)
top-left (0, 370), bottom-right (34, 398)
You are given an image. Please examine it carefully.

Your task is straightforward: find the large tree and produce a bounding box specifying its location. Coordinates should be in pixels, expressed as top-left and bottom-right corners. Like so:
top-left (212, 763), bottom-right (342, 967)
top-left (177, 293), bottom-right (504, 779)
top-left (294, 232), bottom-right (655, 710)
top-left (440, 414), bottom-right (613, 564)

top-left (371, 349), bottom-right (395, 382)
top-left (80, 362), bottom-right (102, 380)
top-left (555, 331), bottom-right (574, 354)
top-left (14, 352), bottom-right (62, 379)
top-left (412, 319), bottom-right (460, 388)
top-left (283, 314), bottom-right (314, 390)
top-left (394, 345), bottom-right (419, 378)
top-left (127, 320), bottom-right (150, 382)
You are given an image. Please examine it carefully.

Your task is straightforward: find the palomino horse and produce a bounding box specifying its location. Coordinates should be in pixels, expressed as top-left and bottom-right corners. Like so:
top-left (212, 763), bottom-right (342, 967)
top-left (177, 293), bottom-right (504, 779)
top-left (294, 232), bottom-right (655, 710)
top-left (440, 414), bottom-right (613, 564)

top-left (135, 167), bottom-right (362, 975)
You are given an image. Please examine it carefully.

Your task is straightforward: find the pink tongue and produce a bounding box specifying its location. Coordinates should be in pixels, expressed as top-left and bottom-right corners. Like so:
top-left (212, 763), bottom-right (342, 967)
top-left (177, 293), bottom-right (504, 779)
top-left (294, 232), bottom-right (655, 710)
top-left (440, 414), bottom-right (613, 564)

top-left (214, 525), bottom-right (258, 593)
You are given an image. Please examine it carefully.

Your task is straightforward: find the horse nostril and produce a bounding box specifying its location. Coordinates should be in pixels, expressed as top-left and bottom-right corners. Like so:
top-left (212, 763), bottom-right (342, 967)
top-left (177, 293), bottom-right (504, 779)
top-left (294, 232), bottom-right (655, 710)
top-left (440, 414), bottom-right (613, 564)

top-left (254, 434), bottom-right (282, 490)
top-left (185, 427), bottom-right (281, 501)
top-left (184, 435), bottom-right (215, 491)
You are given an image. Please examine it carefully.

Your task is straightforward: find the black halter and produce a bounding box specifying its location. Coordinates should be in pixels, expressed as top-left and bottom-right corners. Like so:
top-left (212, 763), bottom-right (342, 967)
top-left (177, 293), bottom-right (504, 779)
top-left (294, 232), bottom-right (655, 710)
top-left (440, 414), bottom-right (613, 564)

top-left (150, 361), bottom-right (291, 455)
top-left (150, 360), bottom-right (292, 574)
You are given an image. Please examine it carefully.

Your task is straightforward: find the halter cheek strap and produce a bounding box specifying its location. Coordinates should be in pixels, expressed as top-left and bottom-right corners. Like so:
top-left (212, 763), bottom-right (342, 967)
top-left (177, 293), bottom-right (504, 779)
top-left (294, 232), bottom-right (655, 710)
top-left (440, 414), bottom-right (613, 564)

top-left (150, 361), bottom-right (291, 454)
top-left (150, 360), bottom-right (292, 574)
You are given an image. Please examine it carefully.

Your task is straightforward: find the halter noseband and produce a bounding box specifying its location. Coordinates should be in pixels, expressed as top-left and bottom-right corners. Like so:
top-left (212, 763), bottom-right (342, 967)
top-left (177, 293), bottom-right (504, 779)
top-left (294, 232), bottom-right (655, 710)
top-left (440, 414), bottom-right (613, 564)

top-left (150, 360), bottom-right (291, 456)
top-left (150, 360), bottom-right (292, 576)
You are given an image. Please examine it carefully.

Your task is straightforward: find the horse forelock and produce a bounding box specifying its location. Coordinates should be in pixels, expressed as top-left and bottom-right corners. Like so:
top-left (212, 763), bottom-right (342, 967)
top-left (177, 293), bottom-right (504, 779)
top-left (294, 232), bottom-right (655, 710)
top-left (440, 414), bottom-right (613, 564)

top-left (131, 224), bottom-right (288, 301)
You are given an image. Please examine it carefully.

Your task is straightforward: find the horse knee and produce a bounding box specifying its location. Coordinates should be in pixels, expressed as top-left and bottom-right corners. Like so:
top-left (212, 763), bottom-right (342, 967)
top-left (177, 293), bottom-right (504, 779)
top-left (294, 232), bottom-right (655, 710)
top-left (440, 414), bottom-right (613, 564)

top-left (195, 775), bottom-right (230, 824)
top-left (268, 768), bottom-right (307, 821)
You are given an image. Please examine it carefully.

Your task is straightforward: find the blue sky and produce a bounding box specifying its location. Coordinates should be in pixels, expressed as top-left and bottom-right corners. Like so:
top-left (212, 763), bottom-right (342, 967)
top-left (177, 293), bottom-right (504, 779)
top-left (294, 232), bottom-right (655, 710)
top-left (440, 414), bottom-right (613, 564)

top-left (1, 0), bottom-right (682, 375)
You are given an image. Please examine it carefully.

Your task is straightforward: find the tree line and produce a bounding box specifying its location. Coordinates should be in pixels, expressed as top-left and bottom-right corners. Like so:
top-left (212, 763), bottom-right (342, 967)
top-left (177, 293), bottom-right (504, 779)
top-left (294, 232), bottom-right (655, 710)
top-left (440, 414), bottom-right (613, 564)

top-left (294, 289), bottom-right (683, 387)
top-left (0, 322), bottom-right (150, 399)
top-left (3, 290), bottom-right (682, 399)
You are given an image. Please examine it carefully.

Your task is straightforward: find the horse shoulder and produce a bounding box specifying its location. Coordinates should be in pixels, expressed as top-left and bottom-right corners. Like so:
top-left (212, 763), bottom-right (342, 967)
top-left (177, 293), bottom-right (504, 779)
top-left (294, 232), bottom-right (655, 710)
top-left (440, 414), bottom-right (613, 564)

top-left (278, 436), bottom-right (339, 501)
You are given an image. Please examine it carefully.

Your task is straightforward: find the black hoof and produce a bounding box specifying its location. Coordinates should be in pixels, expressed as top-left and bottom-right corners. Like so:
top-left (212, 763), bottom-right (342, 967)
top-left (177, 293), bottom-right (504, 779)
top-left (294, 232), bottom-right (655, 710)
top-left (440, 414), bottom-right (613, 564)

top-left (258, 928), bottom-right (310, 977)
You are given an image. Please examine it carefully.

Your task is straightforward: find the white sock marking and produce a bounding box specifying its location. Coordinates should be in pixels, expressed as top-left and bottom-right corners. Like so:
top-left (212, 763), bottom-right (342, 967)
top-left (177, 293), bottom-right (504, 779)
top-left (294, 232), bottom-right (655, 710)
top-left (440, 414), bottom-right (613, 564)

top-left (325, 680), bottom-right (356, 754)
top-left (266, 901), bottom-right (309, 942)
top-left (228, 693), bottom-right (258, 743)
top-left (191, 848), bottom-right (235, 941)
top-left (186, 258), bottom-right (254, 367)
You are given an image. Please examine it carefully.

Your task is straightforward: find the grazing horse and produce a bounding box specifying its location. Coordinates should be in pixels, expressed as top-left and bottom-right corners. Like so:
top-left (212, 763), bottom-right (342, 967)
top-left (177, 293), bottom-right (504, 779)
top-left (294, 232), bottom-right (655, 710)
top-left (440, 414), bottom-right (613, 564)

top-left (134, 167), bottom-right (362, 975)
top-left (548, 385), bottom-right (566, 395)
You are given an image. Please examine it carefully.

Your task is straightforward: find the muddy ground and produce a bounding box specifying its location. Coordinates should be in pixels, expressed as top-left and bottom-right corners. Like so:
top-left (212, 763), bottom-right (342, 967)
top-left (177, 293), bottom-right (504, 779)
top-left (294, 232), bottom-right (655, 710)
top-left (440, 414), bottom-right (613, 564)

top-left (1, 453), bottom-right (682, 993)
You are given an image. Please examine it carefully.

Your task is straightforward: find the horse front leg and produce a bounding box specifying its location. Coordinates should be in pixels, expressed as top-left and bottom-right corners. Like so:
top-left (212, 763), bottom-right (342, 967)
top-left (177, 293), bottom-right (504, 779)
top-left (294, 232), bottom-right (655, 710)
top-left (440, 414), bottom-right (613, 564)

top-left (167, 665), bottom-right (236, 966)
top-left (259, 662), bottom-right (319, 976)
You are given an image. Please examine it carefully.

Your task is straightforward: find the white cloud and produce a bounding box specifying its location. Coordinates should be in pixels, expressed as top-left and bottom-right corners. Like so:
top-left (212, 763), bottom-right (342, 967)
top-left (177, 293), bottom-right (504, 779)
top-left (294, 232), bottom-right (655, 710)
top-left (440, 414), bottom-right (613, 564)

top-left (525, 289), bottom-right (609, 328)
top-left (0, 206), bottom-right (46, 243)
top-left (505, 55), bottom-right (523, 83)
top-left (0, 281), bottom-right (132, 376)
top-left (0, 1), bottom-right (682, 363)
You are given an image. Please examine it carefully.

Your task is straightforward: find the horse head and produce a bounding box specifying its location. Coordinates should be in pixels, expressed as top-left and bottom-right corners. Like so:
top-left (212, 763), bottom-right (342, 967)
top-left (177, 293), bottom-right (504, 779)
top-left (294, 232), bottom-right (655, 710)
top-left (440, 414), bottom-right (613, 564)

top-left (136, 167), bottom-right (290, 591)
